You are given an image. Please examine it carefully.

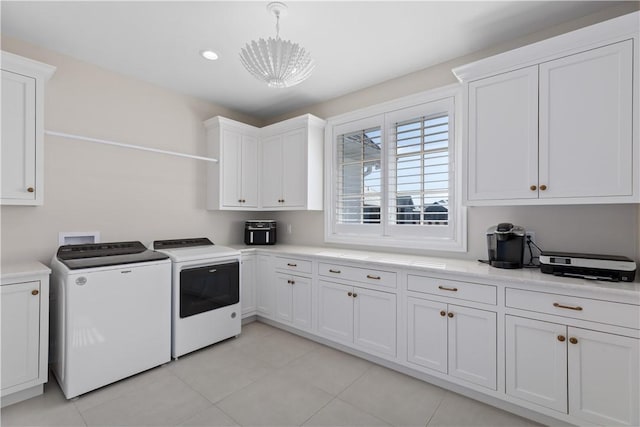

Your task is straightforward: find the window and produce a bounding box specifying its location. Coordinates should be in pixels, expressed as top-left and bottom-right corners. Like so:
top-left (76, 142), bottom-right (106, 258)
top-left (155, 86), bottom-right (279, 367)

top-left (325, 86), bottom-right (466, 251)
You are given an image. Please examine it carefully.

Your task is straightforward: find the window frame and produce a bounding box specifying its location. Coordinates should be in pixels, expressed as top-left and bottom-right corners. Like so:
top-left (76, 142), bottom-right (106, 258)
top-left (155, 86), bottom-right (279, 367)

top-left (324, 84), bottom-right (467, 252)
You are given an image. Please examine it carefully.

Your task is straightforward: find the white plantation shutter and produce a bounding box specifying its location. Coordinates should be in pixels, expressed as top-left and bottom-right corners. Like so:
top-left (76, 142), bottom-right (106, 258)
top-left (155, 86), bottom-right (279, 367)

top-left (326, 89), bottom-right (464, 251)
top-left (389, 114), bottom-right (449, 226)
top-left (336, 126), bottom-right (382, 225)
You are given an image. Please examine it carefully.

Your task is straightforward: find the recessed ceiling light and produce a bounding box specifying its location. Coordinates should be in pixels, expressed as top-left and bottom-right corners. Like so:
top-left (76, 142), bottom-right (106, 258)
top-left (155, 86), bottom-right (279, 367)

top-left (200, 50), bottom-right (219, 61)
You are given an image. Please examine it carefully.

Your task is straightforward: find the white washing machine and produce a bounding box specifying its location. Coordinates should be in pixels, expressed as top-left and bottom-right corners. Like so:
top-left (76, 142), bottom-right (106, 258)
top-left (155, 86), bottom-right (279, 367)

top-left (151, 238), bottom-right (241, 359)
top-left (49, 241), bottom-right (171, 399)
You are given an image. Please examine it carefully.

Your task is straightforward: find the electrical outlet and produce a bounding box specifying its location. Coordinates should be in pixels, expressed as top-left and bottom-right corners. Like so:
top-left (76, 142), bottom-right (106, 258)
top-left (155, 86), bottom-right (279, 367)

top-left (526, 231), bottom-right (535, 244)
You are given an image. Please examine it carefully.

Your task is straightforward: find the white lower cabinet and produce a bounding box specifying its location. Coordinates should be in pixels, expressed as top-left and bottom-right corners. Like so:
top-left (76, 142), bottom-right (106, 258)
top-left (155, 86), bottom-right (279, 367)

top-left (241, 254), bottom-right (256, 317)
top-left (407, 297), bottom-right (497, 390)
top-left (318, 280), bottom-right (396, 357)
top-left (1, 263), bottom-right (50, 407)
top-left (506, 315), bottom-right (639, 426)
top-left (274, 273), bottom-right (312, 330)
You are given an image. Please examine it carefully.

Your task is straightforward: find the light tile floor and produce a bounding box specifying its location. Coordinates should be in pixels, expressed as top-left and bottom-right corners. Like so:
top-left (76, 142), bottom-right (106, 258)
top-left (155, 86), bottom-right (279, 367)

top-left (1, 321), bottom-right (542, 427)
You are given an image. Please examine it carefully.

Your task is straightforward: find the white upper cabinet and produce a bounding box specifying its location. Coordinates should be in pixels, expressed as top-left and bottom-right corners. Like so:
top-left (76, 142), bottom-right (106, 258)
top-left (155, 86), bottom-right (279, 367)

top-left (539, 41), bottom-right (633, 199)
top-left (206, 114), bottom-right (325, 211)
top-left (205, 117), bottom-right (259, 210)
top-left (1, 52), bottom-right (55, 206)
top-left (467, 66), bottom-right (539, 201)
top-left (260, 115), bottom-right (325, 210)
top-left (455, 12), bottom-right (639, 205)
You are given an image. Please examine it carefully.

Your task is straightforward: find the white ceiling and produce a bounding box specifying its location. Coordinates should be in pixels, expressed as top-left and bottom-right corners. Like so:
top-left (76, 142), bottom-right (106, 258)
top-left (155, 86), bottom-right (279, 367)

top-left (1, 1), bottom-right (625, 119)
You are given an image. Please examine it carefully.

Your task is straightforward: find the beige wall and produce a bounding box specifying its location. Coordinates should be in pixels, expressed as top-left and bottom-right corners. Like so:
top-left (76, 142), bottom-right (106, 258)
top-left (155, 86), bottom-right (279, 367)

top-left (0, 37), bottom-right (260, 265)
top-left (267, 3), bottom-right (640, 262)
top-left (2, 2), bottom-right (639, 266)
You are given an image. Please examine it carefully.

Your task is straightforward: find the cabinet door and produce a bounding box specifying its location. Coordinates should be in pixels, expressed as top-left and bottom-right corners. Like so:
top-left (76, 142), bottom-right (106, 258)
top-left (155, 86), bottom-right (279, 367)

top-left (281, 129), bottom-right (307, 208)
top-left (318, 280), bottom-right (353, 343)
top-left (241, 255), bottom-right (256, 316)
top-left (291, 275), bottom-right (312, 330)
top-left (353, 287), bottom-right (396, 356)
top-left (240, 136), bottom-right (259, 207)
top-left (448, 305), bottom-right (496, 389)
top-left (467, 66), bottom-right (538, 201)
top-left (567, 327), bottom-right (639, 426)
top-left (221, 130), bottom-right (243, 207)
top-left (274, 273), bottom-right (294, 323)
top-left (256, 255), bottom-right (275, 317)
top-left (1, 70), bottom-right (37, 203)
top-left (260, 135), bottom-right (283, 208)
top-left (539, 40), bottom-right (633, 199)
top-left (1, 281), bottom-right (41, 391)
top-left (407, 297), bottom-right (447, 373)
top-left (505, 316), bottom-right (567, 412)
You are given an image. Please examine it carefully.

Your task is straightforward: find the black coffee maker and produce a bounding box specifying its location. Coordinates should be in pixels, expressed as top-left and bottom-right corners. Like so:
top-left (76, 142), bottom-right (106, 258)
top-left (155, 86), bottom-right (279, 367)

top-left (486, 223), bottom-right (525, 269)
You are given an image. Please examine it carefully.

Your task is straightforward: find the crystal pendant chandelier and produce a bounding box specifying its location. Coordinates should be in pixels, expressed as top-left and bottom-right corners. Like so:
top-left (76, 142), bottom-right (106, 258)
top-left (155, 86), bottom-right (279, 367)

top-left (239, 2), bottom-right (315, 88)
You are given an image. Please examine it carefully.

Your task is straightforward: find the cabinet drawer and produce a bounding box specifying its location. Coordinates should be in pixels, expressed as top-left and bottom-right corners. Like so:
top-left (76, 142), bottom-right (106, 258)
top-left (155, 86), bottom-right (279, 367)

top-left (319, 263), bottom-right (396, 289)
top-left (407, 275), bottom-right (496, 305)
top-left (506, 288), bottom-right (640, 329)
top-left (274, 257), bottom-right (312, 274)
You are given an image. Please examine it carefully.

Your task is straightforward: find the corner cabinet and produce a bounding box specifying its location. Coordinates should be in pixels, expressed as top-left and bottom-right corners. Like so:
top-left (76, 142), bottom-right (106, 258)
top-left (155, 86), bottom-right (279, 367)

top-left (455, 12), bottom-right (639, 205)
top-left (260, 115), bottom-right (325, 210)
top-left (205, 114), bottom-right (325, 211)
top-left (1, 51), bottom-right (56, 206)
top-left (205, 117), bottom-right (259, 210)
top-left (1, 262), bottom-right (51, 407)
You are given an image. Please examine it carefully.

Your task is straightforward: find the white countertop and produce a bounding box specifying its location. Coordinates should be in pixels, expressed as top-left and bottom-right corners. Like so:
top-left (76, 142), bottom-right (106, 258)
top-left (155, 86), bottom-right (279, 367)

top-left (1, 261), bottom-right (51, 283)
top-left (233, 244), bottom-right (640, 301)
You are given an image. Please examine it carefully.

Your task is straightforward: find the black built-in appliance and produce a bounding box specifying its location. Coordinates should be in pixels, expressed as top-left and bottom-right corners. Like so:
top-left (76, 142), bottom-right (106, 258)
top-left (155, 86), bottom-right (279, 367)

top-left (486, 223), bottom-right (526, 269)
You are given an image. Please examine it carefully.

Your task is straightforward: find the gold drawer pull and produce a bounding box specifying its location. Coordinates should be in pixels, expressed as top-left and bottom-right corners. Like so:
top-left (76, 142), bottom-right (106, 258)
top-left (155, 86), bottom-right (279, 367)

top-left (27, 187), bottom-right (35, 193)
top-left (569, 337), bottom-right (578, 345)
top-left (557, 335), bottom-right (565, 342)
top-left (438, 285), bottom-right (458, 292)
top-left (366, 274), bottom-right (381, 280)
top-left (530, 185), bottom-right (537, 191)
top-left (329, 269), bottom-right (341, 274)
top-left (539, 184), bottom-right (547, 191)
top-left (447, 312), bottom-right (454, 318)
top-left (31, 289), bottom-right (39, 296)
top-left (352, 293), bottom-right (358, 298)
top-left (440, 310), bottom-right (446, 317)
top-left (553, 302), bottom-right (583, 311)
top-left (347, 292), bottom-right (353, 297)
top-left (287, 263), bottom-right (297, 267)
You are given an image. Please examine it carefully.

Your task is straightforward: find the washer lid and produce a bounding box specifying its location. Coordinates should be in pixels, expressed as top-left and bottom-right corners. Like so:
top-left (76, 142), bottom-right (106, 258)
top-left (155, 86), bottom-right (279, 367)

top-left (56, 241), bottom-right (169, 270)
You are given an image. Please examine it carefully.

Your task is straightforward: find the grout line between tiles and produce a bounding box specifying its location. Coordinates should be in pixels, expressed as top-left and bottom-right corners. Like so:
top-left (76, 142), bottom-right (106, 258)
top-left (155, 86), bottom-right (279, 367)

top-left (423, 390), bottom-right (449, 427)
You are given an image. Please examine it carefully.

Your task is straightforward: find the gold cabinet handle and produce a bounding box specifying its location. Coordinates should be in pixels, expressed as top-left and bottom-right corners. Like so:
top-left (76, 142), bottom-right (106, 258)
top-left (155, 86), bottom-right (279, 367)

top-left (288, 280), bottom-right (295, 285)
top-left (438, 285), bottom-right (458, 292)
top-left (287, 263), bottom-right (297, 267)
top-left (569, 337), bottom-right (578, 345)
top-left (557, 335), bottom-right (566, 342)
top-left (329, 269), bottom-right (341, 274)
top-left (352, 293), bottom-right (358, 298)
top-left (440, 310), bottom-right (446, 317)
top-left (447, 312), bottom-right (454, 318)
top-left (539, 185), bottom-right (547, 191)
top-left (529, 185), bottom-right (537, 191)
top-left (366, 274), bottom-right (381, 280)
top-left (553, 302), bottom-right (583, 311)
top-left (347, 291), bottom-right (353, 297)
top-left (27, 187), bottom-right (35, 193)
top-left (31, 289), bottom-right (39, 296)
